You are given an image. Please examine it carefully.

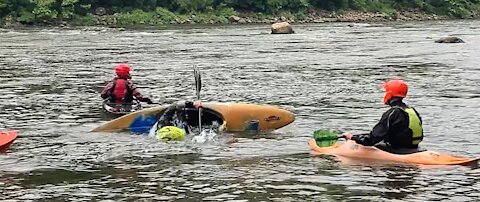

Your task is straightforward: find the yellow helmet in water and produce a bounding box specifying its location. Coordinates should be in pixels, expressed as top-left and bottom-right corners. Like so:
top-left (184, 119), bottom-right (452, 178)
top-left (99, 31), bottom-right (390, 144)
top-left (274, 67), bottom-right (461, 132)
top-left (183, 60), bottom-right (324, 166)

top-left (156, 126), bottom-right (185, 142)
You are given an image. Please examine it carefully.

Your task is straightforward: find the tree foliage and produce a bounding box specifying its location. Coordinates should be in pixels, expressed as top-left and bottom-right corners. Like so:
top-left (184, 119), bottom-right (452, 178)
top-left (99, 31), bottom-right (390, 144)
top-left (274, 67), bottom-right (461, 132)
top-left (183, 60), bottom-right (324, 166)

top-left (1, 0), bottom-right (480, 24)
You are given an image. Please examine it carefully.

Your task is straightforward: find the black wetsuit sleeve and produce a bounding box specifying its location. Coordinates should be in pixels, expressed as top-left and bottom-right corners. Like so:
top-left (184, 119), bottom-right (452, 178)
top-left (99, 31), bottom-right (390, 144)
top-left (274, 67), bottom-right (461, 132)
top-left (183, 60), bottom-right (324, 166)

top-left (157, 106), bottom-right (176, 127)
top-left (100, 81), bottom-right (114, 99)
top-left (351, 108), bottom-right (401, 146)
top-left (184, 101), bottom-right (194, 108)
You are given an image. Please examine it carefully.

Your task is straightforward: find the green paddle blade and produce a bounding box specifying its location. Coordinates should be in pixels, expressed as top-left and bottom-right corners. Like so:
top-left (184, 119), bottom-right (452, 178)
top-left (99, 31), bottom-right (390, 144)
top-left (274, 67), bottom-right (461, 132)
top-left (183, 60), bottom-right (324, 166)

top-left (313, 129), bottom-right (339, 147)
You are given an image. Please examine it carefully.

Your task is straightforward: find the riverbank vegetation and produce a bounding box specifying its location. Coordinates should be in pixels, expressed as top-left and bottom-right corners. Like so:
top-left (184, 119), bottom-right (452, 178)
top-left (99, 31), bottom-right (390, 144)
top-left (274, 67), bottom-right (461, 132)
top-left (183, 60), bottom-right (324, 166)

top-left (1, 0), bottom-right (480, 27)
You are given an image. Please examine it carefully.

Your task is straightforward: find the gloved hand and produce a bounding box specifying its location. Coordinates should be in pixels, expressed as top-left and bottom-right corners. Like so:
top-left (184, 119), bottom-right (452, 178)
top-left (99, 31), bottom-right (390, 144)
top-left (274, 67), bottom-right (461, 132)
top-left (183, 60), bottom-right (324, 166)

top-left (342, 132), bottom-right (353, 140)
top-left (193, 101), bottom-right (202, 108)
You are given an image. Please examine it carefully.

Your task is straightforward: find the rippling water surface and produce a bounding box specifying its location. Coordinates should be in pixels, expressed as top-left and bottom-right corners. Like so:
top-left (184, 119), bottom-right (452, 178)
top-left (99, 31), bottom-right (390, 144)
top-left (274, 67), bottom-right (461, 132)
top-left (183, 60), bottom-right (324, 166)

top-left (1, 21), bottom-right (479, 201)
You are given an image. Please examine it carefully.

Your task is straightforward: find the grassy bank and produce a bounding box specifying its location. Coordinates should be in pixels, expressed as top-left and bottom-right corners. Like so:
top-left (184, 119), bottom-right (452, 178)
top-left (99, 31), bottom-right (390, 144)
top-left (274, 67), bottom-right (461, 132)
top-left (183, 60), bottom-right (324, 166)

top-left (1, 0), bottom-right (480, 27)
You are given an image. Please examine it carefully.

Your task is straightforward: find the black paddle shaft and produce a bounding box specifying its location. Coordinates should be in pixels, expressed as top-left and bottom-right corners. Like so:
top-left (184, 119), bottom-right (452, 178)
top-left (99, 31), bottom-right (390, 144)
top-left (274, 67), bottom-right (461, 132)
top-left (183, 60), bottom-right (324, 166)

top-left (194, 66), bottom-right (201, 100)
top-left (193, 66), bottom-right (202, 133)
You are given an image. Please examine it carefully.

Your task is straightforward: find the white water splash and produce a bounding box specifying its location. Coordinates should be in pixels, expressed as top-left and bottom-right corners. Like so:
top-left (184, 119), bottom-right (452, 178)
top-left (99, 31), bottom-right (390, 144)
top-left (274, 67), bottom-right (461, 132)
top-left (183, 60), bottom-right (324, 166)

top-left (191, 128), bottom-right (220, 144)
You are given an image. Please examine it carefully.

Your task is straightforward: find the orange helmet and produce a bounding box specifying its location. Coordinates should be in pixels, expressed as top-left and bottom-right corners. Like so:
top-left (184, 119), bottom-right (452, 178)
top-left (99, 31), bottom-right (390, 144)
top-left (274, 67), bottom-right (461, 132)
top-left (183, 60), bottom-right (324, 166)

top-left (114, 63), bottom-right (132, 79)
top-left (383, 79), bottom-right (408, 104)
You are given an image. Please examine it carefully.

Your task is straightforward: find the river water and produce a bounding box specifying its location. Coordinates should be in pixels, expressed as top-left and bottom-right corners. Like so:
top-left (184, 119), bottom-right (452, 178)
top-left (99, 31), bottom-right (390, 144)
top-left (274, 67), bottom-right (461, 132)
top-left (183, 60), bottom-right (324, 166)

top-left (0, 21), bottom-right (479, 201)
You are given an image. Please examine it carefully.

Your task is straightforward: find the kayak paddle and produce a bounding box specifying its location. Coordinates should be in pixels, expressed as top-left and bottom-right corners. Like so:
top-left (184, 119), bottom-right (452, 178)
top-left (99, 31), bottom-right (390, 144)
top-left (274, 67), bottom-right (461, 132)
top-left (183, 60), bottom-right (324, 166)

top-left (194, 65), bottom-right (202, 133)
top-left (313, 129), bottom-right (345, 147)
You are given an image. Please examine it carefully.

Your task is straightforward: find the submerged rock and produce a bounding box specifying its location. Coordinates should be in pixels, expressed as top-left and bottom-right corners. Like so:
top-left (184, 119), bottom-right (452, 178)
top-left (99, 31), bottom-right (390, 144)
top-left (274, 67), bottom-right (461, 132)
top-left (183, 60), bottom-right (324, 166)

top-left (271, 22), bottom-right (294, 34)
top-left (435, 36), bottom-right (465, 43)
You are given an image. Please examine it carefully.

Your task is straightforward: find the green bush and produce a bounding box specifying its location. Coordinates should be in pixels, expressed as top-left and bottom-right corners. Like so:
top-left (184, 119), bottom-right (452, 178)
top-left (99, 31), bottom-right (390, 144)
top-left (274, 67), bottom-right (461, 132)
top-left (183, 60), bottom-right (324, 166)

top-left (445, 0), bottom-right (474, 17)
top-left (155, 7), bottom-right (176, 22)
top-left (294, 12), bottom-right (307, 20)
top-left (171, 0), bottom-right (214, 13)
top-left (310, 0), bottom-right (349, 10)
top-left (217, 7), bottom-right (238, 17)
top-left (32, 6), bottom-right (58, 20)
top-left (192, 12), bottom-right (229, 23)
top-left (18, 10), bottom-right (35, 23)
top-left (116, 9), bottom-right (154, 25)
top-left (71, 13), bottom-right (96, 25)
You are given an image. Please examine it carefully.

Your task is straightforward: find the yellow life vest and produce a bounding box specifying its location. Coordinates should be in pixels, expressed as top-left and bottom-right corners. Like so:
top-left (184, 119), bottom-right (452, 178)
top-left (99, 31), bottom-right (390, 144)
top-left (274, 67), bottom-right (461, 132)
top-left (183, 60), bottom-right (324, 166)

top-left (404, 108), bottom-right (423, 145)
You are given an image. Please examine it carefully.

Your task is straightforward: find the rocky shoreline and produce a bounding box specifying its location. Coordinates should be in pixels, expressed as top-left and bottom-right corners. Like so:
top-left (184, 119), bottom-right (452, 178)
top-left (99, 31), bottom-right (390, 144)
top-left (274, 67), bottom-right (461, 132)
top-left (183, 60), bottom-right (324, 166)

top-left (2, 9), bottom-right (474, 29)
top-left (229, 10), bottom-right (452, 24)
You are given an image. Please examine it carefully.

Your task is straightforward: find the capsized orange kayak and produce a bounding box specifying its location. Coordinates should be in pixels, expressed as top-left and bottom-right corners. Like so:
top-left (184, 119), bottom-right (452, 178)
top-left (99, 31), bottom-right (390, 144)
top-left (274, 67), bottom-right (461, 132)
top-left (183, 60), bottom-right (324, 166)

top-left (309, 139), bottom-right (479, 166)
top-left (91, 102), bottom-right (295, 133)
top-left (0, 130), bottom-right (17, 152)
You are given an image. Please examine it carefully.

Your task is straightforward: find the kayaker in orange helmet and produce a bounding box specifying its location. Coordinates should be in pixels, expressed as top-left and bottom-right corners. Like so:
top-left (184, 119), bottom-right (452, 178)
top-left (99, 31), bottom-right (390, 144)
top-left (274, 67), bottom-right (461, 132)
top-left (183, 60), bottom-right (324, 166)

top-left (101, 63), bottom-right (153, 104)
top-left (344, 79), bottom-right (424, 150)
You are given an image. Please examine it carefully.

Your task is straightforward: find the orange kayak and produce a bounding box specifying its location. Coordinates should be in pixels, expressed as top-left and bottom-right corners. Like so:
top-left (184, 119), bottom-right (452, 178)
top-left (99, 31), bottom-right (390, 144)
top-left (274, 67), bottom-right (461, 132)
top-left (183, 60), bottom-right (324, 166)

top-left (309, 139), bottom-right (479, 166)
top-left (92, 102), bottom-right (295, 133)
top-left (0, 130), bottom-right (17, 152)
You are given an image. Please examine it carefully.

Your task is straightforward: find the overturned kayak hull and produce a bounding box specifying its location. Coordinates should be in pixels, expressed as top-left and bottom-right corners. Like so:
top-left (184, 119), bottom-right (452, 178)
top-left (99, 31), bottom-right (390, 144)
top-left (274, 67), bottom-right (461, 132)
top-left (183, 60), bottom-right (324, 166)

top-left (0, 131), bottom-right (17, 152)
top-left (91, 102), bottom-right (295, 133)
top-left (309, 139), bottom-right (479, 166)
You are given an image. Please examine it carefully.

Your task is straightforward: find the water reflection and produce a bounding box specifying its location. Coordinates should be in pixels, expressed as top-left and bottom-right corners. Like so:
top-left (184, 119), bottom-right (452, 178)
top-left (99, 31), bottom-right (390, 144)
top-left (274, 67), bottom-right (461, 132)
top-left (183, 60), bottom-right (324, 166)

top-left (380, 166), bottom-right (419, 200)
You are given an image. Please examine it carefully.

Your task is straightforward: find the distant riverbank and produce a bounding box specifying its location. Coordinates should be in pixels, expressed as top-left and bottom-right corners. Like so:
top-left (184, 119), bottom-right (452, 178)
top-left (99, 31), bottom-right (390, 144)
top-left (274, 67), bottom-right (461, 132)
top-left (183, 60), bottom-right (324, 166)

top-left (1, 0), bottom-right (479, 28)
top-left (1, 9), bottom-right (469, 29)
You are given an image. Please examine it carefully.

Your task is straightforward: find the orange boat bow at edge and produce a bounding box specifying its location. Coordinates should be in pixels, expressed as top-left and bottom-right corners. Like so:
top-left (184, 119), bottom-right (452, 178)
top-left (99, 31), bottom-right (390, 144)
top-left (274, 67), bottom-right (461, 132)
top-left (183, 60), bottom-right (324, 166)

top-left (0, 130), bottom-right (18, 152)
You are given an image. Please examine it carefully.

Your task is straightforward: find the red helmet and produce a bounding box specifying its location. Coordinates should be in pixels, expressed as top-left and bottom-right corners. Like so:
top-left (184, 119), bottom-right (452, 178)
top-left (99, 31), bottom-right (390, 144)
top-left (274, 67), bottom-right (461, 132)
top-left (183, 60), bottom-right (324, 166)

top-left (383, 79), bottom-right (408, 104)
top-left (114, 63), bottom-right (132, 78)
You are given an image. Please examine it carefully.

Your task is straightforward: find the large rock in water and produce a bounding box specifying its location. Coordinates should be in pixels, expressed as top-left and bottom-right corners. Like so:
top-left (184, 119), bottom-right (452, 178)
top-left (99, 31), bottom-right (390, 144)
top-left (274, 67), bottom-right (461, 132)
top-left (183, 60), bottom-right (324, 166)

top-left (271, 22), bottom-right (294, 34)
top-left (435, 36), bottom-right (464, 43)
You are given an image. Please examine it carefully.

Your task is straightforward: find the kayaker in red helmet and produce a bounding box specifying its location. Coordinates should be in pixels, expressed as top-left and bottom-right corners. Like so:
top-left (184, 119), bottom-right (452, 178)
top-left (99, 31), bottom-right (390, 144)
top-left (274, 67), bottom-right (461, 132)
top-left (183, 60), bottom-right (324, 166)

top-left (344, 79), bottom-right (424, 150)
top-left (101, 63), bottom-right (153, 104)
